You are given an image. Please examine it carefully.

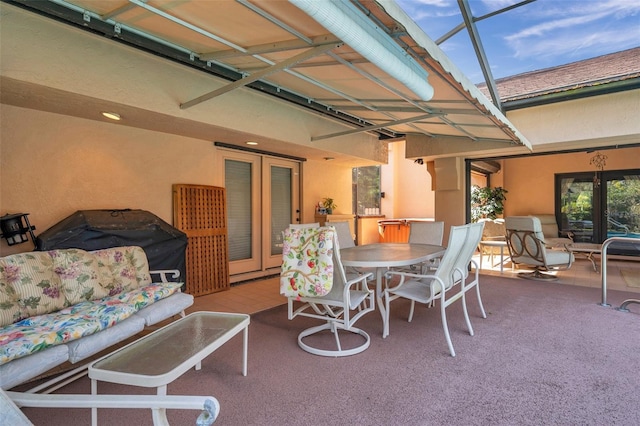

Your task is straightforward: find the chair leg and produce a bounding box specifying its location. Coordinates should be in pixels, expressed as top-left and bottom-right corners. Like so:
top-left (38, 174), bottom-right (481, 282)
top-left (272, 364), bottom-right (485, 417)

top-left (331, 322), bottom-right (342, 352)
top-left (461, 290), bottom-right (474, 337)
top-left (440, 297), bottom-right (455, 357)
top-left (408, 300), bottom-right (416, 322)
top-left (298, 322), bottom-right (370, 356)
top-left (475, 281), bottom-right (487, 319)
top-left (518, 268), bottom-right (558, 281)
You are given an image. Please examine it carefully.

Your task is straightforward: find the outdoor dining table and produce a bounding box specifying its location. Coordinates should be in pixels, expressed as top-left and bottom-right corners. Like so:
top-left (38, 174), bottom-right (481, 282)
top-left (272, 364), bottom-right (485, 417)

top-left (340, 243), bottom-right (446, 335)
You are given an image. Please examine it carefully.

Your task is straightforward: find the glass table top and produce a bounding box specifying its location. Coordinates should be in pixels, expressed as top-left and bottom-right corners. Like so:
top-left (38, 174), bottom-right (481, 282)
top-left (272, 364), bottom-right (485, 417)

top-left (91, 312), bottom-right (249, 378)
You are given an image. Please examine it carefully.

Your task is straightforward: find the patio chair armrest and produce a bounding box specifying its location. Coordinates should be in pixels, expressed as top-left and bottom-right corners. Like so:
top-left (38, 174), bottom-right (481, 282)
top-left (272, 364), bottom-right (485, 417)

top-left (345, 271), bottom-right (373, 289)
top-left (6, 391), bottom-right (219, 421)
top-left (385, 270), bottom-right (426, 280)
top-left (150, 269), bottom-right (181, 282)
top-left (482, 236), bottom-right (505, 241)
top-left (469, 258), bottom-right (481, 272)
top-left (384, 270), bottom-right (436, 293)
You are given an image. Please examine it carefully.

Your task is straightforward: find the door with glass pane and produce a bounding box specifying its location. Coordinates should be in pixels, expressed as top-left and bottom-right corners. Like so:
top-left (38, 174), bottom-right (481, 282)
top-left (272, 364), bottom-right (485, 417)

top-left (264, 158), bottom-right (300, 270)
top-left (221, 150), bottom-right (300, 279)
top-left (556, 169), bottom-right (640, 246)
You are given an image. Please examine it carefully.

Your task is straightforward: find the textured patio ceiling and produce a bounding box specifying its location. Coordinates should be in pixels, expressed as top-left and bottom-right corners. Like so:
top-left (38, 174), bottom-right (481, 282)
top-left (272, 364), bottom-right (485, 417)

top-left (4, 0), bottom-right (531, 153)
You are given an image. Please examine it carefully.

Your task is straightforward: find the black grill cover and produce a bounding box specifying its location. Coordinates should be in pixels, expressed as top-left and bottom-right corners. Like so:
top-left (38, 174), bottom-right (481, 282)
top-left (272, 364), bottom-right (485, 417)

top-left (36, 209), bottom-right (187, 279)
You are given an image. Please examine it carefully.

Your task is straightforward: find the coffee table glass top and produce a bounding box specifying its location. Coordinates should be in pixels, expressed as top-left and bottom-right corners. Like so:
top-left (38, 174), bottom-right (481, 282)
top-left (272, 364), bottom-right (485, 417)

top-left (90, 312), bottom-right (249, 381)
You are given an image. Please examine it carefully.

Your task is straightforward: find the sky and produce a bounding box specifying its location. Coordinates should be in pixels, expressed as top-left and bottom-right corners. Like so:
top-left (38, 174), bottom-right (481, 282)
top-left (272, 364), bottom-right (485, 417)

top-left (395, 0), bottom-right (640, 84)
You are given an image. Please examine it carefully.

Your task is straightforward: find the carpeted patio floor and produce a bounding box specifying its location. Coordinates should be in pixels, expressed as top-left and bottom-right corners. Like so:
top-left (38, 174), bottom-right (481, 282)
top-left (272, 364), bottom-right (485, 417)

top-left (18, 275), bottom-right (640, 425)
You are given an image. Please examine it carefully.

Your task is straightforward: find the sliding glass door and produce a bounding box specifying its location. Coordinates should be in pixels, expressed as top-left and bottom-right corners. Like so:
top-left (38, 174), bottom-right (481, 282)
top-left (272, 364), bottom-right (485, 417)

top-left (556, 169), bottom-right (640, 245)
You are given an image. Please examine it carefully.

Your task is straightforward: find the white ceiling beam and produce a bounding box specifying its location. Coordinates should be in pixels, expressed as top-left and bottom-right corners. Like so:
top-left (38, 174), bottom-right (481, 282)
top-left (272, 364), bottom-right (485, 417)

top-left (181, 42), bottom-right (342, 109)
top-left (200, 34), bottom-right (340, 60)
top-left (311, 113), bottom-right (444, 142)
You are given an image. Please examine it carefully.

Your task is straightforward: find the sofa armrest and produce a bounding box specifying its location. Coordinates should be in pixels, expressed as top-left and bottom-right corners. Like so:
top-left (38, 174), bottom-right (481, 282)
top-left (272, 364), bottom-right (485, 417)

top-left (150, 269), bottom-right (181, 283)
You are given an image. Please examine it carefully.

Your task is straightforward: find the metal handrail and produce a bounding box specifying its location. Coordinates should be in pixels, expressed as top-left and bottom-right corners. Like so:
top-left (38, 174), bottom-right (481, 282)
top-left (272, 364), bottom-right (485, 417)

top-left (600, 236), bottom-right (640, 307)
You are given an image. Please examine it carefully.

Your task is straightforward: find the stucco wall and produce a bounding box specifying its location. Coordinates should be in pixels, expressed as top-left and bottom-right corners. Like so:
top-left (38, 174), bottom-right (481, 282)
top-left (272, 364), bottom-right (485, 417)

top-left (0, 106), bottom-right (220, 255)
top-left (506, 90), bottom-right (640, 148)
top-left (302, 160), bottom-right (353, 223)
top-left (1, 105), bottom-right (354, 256)
top-left (388, 141), bottom-right (434, 219)
top-left (503, 146), bottom-right (640, 216)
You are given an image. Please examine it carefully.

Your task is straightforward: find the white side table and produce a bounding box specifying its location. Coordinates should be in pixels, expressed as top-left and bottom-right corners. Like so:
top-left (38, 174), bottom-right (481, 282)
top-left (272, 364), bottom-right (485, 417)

top-left (478, 240), bottom-right (509, 273)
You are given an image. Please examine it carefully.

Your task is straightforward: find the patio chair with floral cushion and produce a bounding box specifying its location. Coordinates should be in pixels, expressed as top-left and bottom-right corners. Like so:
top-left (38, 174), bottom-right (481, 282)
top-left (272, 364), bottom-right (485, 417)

top-left (280, 225), bottom-right (374, 357)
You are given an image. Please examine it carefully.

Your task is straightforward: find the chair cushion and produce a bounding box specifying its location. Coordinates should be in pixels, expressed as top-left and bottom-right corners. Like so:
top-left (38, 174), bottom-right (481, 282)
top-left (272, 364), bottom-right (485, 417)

top-left (134, 291), bottom-right (193, 326)
top-left (280, 226), bottom-right (336, 299)
top-left (92, 246), bottom-right (152, 294)
top-left (66, 315), bottom-right (145, 363)
top-left (51, 248), bottom-right (110, 304)
top-left (0, 344), bottom-right (69, 390)
top-left (544, 249), bottom-right (574, 266)
top-left (0, 269), bottom-right (22, 327)
top-left (0, 252), bottom-right (65, 320)
top-left (535, 214), bottom-right (558, 237)
top-left (0, 298), bottom-right (137, 365)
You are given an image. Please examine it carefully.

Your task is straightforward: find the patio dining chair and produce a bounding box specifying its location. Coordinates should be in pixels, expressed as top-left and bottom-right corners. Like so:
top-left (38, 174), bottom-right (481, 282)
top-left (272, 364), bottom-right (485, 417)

top-left (328, 221), bottom-right (355, 248)
top-left (505, 216), bottom-right (574, 280)
top-left (384, 222), bottom-right (487, 357)
top-left (393, 221), bottom-right (445, 274)
top-left (280, 225), bottom-right (375, 357)
top-left (327, 221), bottom-right (378, 282)
top-left (288, 222), bottom-right (320, 229)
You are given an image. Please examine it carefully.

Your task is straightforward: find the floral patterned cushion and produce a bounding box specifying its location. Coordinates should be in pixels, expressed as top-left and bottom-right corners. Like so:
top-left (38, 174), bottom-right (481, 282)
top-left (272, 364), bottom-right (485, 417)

top-left (0, 252), bottom-right (65, 321)
top-left (92, 246), bottom-right (152, 295)
top-left (0, 282), bottom-right (181, 365)
top-left (115, 282), bottom-right (183, 311)
top-left (280, 226), bottom-right (336, 299)
top-left (0, 270), bottom-right (22, 327)
top-left (0, 297), bottom-right (136, 365)
top-left (51, 248), bottom-right (110, 305)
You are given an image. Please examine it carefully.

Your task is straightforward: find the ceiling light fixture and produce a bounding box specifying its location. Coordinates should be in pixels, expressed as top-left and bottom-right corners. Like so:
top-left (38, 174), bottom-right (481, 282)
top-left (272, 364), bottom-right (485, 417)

top-left (101, 112), bottom-right (121, 121)
top-left (246, 141), bottom-right (258, 146)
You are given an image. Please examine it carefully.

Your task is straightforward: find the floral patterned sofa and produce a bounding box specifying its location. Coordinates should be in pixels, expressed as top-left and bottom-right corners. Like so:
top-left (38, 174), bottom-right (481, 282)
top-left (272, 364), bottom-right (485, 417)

top-left (0, 246), bottom-right (193, 390)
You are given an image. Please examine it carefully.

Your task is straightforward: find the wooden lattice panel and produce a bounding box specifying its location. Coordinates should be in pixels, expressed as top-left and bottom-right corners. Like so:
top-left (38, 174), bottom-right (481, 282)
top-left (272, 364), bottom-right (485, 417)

top-left (173, 184), bottom-right (229, 296)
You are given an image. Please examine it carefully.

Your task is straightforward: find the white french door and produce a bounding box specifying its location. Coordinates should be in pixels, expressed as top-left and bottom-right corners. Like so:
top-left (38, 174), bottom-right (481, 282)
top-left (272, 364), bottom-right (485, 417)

top-left (219, 149), bottom-right (300, 281)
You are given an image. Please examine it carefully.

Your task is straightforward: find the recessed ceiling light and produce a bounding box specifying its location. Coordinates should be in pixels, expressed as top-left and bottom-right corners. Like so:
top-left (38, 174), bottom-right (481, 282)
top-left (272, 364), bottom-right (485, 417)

top-left (101, 112), bottom-right (121, 121)
top-left (246, 141), bottom-right (258, 145)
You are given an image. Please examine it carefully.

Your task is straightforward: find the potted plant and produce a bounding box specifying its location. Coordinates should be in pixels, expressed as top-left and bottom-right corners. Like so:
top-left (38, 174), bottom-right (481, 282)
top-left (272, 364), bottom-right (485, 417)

top-left (322, 197), bottom-right (337, 214)
top-left (470, 185), bottom-right (508, 222)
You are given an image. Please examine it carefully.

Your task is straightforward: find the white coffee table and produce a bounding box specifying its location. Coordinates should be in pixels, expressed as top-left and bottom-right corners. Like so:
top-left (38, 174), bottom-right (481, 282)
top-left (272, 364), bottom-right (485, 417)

top-left (89, 311), bottom-right (250, 425)
top-left (566, 242), bottom-right (601, 271)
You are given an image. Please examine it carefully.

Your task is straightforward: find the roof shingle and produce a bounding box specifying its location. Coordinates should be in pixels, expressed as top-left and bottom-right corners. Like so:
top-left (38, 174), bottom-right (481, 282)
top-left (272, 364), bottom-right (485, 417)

top-left (478, 47), bottom-right (640, 102)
